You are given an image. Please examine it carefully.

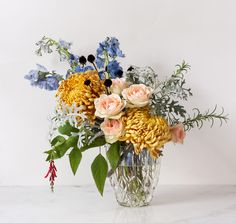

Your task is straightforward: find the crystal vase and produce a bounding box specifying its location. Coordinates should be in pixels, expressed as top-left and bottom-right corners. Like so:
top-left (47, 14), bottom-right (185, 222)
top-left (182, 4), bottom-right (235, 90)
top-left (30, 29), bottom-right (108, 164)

top-left (109, 146), bottom-right (161, 207)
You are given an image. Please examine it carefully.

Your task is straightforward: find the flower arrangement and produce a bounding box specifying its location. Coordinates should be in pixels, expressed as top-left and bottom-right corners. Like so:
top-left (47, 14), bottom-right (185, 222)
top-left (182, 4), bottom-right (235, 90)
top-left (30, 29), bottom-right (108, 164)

top-left (25, 37), bottom-right (227, 196)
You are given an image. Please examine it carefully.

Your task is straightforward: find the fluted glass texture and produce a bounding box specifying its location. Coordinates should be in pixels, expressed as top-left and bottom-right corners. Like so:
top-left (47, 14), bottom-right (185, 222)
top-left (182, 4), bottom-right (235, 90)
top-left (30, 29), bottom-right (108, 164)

top-left (110, 149), bottom-right (161, 207)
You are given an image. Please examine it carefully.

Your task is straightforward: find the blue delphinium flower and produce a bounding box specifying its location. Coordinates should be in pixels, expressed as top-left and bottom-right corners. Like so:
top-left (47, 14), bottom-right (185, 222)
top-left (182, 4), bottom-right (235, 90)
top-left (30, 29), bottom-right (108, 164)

top-left (106, 60), bottom-right (123, 78)
top-left (98, 71), bottom-right (105, 79)
top-left (25, 69), bottom-right (39, 85)
top-left (69, 54), bottom-right (79, 64)
top-left (75, 65), bottom-right (94, 73)
top-left (107, 37), bottom-right (125, 58)
top-left (95, 37), bottom-right (125, 74)
top-left (25, 64), bottom-right (48, 85)
top-left (25, 64), bottom-right (61, 91)
top-left (75, 66), bottom-right (84, 73)
top-left (97, 37), bottom-right (125, 59)
top-left (95, 56), bottom-right (105, 69)
top-left (84, 66), bottom-right (94, 72)
top-left (97, 43), bottom-right (106, 56)
top-left (43, 76), bottom-right (60, 90)
top-left (59, 39), bottom-right (72, 49)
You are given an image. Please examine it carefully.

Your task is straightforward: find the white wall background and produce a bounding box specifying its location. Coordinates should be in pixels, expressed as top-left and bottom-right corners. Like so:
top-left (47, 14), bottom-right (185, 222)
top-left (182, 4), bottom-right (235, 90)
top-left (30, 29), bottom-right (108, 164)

top-left (0, 0), bottom-right (235, 186)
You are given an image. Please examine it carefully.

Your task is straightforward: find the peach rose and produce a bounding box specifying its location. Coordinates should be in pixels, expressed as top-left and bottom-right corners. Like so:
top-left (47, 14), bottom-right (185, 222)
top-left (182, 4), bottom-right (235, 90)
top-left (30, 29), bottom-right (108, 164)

top-left (122, 84), bottom-right (153, 107)
top-left (170, 123), bottom-right (186, 144)
top-left (94, 94), bottom-right (126, 119)
top-left (110, 78), bottom-right (129, 95)
top-left (100, 119), bottom-right (124, 143)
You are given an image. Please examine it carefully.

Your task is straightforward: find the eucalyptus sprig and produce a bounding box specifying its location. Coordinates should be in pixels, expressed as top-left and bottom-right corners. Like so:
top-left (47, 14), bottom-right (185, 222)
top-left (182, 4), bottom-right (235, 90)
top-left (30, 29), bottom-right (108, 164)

top-left (183, 105), bottom-right (228, 131)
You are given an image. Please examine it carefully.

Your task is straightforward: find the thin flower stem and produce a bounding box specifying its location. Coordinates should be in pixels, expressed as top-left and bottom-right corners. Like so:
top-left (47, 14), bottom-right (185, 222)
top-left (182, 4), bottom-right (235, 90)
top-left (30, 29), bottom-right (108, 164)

top-left (92, 62), bottom-right (98, 71)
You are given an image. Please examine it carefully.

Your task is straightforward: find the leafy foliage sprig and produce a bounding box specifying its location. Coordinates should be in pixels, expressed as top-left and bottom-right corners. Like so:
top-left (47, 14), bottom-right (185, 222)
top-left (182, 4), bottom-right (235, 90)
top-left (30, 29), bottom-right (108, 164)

top-left (161, 61), bottom-right (192, 100)
top-left (183, 106), bottom-right (228, 131)
top-left (36, 37), bottom-right (71, 61)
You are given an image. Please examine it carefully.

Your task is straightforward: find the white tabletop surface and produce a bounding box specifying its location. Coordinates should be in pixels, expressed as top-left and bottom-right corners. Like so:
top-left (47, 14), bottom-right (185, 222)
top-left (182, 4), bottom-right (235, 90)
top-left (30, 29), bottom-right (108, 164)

top-left (0, 185), bottom-right (236, 223)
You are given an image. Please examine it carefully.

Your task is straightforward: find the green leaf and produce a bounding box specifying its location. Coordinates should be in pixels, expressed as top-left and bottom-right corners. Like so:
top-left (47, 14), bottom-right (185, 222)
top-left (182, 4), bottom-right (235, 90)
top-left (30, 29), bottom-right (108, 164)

top-left (66, 136), bottom-right (79, 148)
top-left (91, 154), bottom-right (108, 196)
top-left (54, 136), bottom-right (78, 158)
top-left (69, 147), bottom-right (82, 175)
top-left (44, 135), bottom-right (79, 161)
top-left (58, 121), bottom-right (79, 136)
top-left (44, 149), bottom-right (59, 161)
top-left (51, 135), bottom-right (66, 147)
top-left (54, 142), bottom-right (69, 158)
top-left (80, 136), bottom-right (106, 152)
top-left (45, 154), bottom-right (51, 161)
top-left (106, 141), bottom-right (120, 171)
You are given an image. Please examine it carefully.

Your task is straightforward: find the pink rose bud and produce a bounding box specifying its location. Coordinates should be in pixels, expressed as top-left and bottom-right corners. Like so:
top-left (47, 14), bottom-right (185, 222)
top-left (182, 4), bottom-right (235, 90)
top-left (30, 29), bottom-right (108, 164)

top-left (94, 94), bottom-right (126, 119)
top-left (110, 78), bottom-right (129, 95)
top-left (170, 123), bottom-right (186, 144)
top-left (122, 84), bottom-right (153, 108)
top-left (100, 119), bottom-right (124, 143)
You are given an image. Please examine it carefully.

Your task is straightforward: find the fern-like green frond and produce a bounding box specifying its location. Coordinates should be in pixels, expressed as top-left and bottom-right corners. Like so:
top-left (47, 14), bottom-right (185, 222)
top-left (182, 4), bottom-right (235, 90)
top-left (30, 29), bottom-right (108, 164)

top-left (183, 105), bottom-right (228, 131)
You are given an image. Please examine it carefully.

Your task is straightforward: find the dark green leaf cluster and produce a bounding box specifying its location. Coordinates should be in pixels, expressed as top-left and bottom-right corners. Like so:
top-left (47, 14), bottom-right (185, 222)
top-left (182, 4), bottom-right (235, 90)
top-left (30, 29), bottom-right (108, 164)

top-left (45, 121), bottom-right (106, 175)
top-left (45, 121), bottom-right (123, 196)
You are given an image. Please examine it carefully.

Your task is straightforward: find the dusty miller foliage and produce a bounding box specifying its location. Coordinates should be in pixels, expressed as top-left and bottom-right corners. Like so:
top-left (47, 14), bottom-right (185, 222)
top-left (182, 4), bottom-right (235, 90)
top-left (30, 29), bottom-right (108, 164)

top-left (126, 61), bottom-right (228, 129)
top-left (126, 66), bottom-right (159, 89)
top-left (48, 103), bottom-right (95, 149)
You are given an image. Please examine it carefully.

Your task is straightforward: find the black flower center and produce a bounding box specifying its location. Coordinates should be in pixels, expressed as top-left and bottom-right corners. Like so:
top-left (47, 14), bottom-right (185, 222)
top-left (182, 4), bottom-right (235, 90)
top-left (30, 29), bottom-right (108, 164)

top-left (87, 54), bottom-right (95, 63)
top-left (84, 79), bottom-right (91, 86)
top-left (104, 79), bottom-right (112, 87)
top-left (79, 56), bottom-right (87, 65)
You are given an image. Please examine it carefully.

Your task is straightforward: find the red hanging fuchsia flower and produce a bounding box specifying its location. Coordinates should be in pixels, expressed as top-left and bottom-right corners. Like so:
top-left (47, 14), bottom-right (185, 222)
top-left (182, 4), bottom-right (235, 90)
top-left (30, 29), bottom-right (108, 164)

top-left (44, 160), bottom-right (57, 192)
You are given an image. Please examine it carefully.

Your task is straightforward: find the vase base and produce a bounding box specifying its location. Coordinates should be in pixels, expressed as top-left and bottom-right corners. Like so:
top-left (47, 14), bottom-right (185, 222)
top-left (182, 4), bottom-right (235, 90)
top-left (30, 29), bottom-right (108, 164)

top-left (117, 200), bottom-right (150, 208)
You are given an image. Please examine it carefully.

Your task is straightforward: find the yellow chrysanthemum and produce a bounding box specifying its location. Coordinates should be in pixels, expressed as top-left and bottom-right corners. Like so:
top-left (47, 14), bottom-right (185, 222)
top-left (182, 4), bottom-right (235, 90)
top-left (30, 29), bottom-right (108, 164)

top-left (56, 70), bottom-right (105, 122)
top-left (119, 107), bottom-right (172, 159)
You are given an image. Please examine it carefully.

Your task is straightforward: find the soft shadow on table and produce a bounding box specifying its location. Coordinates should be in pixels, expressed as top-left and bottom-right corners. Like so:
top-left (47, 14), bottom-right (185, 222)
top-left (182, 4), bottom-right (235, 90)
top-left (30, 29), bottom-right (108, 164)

top-left (151, 185), bottom-right (236, 206)
top-left (112, 206), bottom-right (158, 223)
top-left (111, 186), bottom-right (236, 223)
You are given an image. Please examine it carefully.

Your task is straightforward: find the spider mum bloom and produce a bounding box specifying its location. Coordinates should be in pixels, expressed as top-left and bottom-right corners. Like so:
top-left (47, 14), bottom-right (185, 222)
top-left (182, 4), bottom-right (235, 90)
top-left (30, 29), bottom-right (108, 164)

top-left (119, 107), bottom-right (172, 159)
top-left (56, 70), bottom-right (105, 122)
